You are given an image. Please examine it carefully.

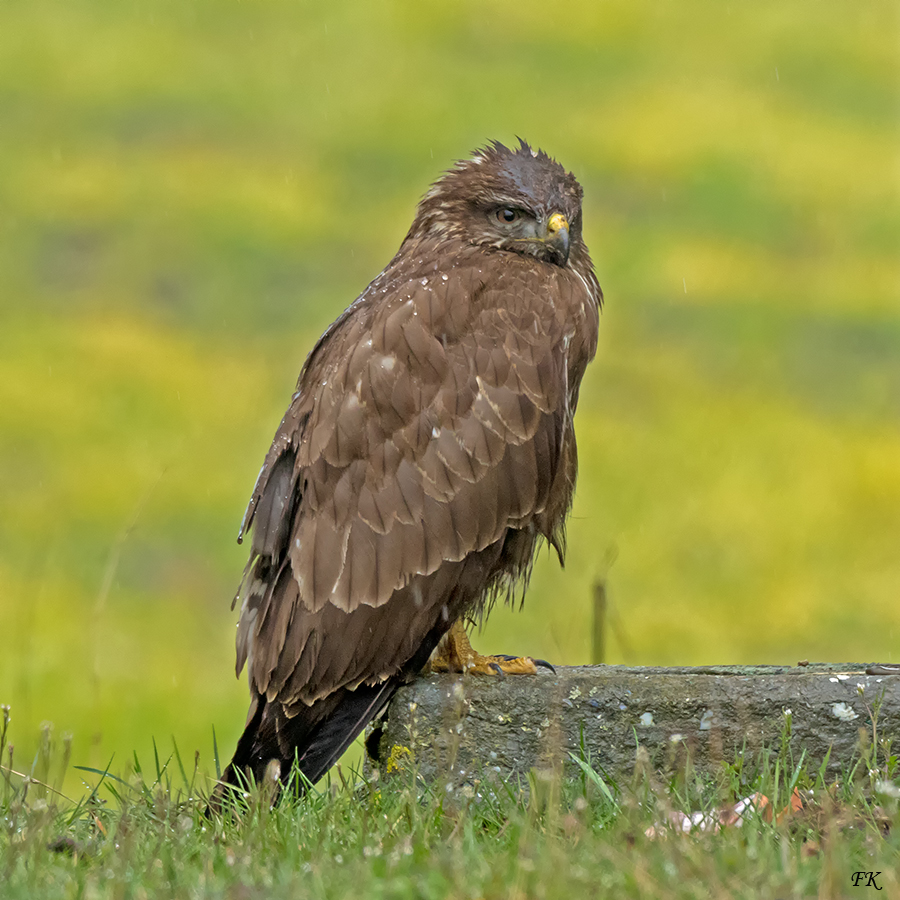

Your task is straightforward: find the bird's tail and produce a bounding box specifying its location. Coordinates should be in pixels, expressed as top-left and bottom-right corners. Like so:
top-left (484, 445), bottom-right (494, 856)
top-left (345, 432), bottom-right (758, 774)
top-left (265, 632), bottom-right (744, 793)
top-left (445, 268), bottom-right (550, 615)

top-left (208, 609), bottom-right (453, 814)
top-left (208, 678), bottom-right (400, 812)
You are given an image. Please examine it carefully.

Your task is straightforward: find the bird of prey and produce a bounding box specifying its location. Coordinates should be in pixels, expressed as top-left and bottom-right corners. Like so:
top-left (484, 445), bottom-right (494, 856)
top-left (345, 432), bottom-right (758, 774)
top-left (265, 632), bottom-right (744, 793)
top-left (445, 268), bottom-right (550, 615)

top-left (215, 140), bottom-right (602, 801)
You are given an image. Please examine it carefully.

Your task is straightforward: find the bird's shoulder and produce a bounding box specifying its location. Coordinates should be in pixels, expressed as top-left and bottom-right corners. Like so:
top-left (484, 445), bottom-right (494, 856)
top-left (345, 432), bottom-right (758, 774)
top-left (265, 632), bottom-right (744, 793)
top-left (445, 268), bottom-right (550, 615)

top-left (241, 240), bottom-right (589, 544)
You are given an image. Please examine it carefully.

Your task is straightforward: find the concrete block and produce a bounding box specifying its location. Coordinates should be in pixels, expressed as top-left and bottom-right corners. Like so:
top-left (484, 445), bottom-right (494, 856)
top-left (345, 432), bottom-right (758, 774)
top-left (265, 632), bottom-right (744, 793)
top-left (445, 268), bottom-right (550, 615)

top-left (368, 664), bottom-right (900, 786)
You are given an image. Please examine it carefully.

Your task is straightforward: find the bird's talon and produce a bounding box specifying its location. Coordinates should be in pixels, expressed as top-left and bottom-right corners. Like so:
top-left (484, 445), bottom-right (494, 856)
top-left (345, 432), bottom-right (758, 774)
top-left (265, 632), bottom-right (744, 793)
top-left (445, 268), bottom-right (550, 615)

top-left (533, 658), bottom-right (556, 673)
top-left (489, 662), bottom-right (506, 677)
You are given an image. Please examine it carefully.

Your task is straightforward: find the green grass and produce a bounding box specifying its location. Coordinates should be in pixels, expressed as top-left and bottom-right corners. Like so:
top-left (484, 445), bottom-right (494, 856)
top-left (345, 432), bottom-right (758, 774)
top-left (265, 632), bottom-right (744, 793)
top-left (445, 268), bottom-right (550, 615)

top-left (2, 708), bottom-right (899, 899)
top-left (1, 0), bottom-right (898, 821)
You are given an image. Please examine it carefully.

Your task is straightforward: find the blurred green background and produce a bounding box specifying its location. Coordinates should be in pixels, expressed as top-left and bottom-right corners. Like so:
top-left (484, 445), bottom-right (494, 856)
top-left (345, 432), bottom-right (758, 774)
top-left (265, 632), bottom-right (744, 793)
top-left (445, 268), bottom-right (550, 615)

top-left (1, 0), bottom-right (898, 790)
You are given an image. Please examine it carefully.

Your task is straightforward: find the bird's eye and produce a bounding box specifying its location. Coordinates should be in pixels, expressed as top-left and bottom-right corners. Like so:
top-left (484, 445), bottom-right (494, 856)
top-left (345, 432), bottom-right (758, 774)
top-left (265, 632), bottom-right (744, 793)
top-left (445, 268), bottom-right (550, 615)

top-left (496, 207), bottom-right (519, 224)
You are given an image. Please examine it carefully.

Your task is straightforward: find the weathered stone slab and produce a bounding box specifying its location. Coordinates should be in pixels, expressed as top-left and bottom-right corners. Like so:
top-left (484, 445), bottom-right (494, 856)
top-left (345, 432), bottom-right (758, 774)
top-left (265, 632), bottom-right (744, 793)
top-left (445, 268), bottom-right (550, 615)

top-left (369, 664), bottom-right (900, 785)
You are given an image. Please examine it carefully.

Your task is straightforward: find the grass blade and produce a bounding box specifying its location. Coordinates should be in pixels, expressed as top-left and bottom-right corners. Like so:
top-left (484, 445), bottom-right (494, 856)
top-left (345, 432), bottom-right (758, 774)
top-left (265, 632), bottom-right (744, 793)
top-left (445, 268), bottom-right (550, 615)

top-left (568, 752), bottom-right (618, 808)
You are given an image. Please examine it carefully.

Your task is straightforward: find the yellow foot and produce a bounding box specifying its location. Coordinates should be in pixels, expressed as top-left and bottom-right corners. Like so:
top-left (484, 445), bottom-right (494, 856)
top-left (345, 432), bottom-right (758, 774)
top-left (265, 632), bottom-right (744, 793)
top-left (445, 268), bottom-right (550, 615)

top-left (428, 620), bottom-right (554, 676)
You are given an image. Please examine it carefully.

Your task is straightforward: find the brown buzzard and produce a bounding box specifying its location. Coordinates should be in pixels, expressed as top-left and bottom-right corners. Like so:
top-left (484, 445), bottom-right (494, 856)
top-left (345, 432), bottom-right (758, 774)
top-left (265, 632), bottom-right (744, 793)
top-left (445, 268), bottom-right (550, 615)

top-left (217, 140), bottom-right (602, 798)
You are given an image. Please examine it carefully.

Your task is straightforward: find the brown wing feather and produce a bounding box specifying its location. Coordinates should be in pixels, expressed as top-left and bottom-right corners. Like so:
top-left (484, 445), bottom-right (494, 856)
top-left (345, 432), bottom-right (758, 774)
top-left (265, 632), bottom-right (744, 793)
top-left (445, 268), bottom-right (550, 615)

top-left (236, 242), bottom-right (597, 707)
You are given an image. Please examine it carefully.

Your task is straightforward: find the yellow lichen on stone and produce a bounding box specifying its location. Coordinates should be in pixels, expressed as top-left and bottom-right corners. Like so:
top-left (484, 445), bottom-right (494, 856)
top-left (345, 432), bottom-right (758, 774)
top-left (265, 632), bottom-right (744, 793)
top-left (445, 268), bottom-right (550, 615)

top-left (386, 744), bottom-right (412, 774)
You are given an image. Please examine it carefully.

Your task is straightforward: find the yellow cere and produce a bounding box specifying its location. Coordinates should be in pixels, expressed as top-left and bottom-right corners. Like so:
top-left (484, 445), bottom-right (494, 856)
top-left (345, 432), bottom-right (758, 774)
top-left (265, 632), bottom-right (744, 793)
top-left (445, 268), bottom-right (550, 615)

top-left (547, 212), bottom-right (569, 235)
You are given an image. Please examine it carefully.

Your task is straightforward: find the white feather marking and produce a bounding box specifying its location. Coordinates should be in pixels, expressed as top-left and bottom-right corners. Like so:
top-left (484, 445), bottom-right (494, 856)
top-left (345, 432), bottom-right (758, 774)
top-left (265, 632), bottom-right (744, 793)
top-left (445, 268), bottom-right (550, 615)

top-left (572, 267), bottom-right (596, 307)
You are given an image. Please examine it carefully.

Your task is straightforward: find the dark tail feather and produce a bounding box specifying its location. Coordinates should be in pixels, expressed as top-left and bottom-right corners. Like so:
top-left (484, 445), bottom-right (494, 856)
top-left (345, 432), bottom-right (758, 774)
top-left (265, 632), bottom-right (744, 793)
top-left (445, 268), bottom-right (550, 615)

top-left (208, 679), bottom-right (401, 813)
top-left (291, 680), bottom-right (400, 784)
top-left (208, 620), bottom-right (451, 815)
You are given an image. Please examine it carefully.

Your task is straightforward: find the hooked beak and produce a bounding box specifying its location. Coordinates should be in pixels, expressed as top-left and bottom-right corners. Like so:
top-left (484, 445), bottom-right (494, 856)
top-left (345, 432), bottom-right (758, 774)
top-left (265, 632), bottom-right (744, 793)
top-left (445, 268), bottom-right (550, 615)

top-left (545, 212), bottom-right (570, 264)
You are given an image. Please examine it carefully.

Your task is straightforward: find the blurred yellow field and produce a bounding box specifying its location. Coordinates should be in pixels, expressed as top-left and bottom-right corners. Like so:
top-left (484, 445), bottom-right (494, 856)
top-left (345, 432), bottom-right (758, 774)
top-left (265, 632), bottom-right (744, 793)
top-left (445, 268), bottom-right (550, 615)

top-left (0, 0), bottom-right (897, 788)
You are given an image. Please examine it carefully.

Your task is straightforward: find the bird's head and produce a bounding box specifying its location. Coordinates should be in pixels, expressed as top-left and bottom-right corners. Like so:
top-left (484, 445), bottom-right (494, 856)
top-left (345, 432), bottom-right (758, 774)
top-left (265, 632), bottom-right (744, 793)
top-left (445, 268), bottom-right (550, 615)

top-left (407, 140), bottom-right (587, 269)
